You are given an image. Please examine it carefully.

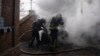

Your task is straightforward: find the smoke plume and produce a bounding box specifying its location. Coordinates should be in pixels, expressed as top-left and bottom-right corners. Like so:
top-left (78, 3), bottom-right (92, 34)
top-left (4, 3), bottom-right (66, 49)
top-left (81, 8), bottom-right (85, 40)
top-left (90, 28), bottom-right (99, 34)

top-left (34, 0), bottom-right (100, 46)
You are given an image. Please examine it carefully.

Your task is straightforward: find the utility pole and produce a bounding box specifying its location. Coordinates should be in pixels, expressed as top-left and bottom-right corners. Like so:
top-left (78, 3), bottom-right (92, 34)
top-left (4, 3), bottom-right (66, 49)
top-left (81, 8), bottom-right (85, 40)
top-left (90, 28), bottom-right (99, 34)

top-left (30, 0), bottom-right (33, 10)
top-left (80, 0), bottom-right (83, 14)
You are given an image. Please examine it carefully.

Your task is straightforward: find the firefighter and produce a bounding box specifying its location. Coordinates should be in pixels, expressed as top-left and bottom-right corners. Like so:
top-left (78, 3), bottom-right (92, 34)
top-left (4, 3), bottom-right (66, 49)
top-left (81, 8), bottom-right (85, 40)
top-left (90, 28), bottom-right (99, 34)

top-left (29, 18), bottom-right (47, 47)
top-left (41, 29), bottom-right (51, 45)
top-left (49, 14), bottom-right (64, 48)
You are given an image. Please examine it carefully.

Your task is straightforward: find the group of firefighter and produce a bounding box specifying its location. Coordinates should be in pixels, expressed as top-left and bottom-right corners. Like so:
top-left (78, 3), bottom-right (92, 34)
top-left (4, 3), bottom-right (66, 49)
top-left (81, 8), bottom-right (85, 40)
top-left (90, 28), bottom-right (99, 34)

top-left (28, 14), bottom-right (64, 51)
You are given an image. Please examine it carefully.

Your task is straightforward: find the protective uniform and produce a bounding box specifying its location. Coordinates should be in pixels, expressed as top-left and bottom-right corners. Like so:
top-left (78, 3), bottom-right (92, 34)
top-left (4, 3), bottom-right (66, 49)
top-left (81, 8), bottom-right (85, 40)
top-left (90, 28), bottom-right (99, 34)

top-left (49, 14), bottom-right (64, 48)
top-left (29, 19), bottom-right (46, 47)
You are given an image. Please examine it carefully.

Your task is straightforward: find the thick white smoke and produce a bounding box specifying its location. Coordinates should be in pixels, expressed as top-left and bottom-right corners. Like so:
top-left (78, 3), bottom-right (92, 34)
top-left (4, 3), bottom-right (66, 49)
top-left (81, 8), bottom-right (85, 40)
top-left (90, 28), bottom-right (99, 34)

top-left (65, 0), bottom-right (100, 46)
top-left (34, 0), bottom-right (76, 18)
top-left (34, 0), bottom-right (100, 46)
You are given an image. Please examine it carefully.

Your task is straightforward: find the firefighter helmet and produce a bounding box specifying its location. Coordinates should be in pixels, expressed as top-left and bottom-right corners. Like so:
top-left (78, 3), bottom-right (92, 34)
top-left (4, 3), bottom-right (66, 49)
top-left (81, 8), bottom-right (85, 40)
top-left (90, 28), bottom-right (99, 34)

top-left (40, 18), bottom-right (46, 24)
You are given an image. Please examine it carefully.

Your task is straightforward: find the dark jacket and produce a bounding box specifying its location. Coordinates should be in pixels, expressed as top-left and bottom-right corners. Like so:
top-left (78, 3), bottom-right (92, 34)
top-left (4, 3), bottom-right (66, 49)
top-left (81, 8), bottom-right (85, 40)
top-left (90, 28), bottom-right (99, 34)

top-left (50, 16), bottom-right (64, 29)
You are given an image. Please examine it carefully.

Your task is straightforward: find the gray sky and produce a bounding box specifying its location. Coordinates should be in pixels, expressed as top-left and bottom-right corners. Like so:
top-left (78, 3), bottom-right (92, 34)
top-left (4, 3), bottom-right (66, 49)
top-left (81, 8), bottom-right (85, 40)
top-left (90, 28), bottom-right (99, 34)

top-left (20, 0), bottom-right (77, 19)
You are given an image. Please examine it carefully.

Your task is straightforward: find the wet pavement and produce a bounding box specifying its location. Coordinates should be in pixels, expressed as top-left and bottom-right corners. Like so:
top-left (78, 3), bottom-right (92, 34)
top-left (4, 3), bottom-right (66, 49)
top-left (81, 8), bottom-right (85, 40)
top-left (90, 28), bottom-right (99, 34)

top-left (19, 42), bottom-right (100, 56)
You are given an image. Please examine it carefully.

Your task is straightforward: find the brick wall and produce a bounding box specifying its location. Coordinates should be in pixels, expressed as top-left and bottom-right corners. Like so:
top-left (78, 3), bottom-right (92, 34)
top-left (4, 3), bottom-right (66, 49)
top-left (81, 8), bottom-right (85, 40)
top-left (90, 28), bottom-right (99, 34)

top-left (0, 0), bottom-right (14, 53)
top-left (19, 15), bottom-right (33, 42)
top-left (19, 11), bottom-right (36, 42)
top-left (0, 33), bottom-right (12, 53)
top-left (0, 0), bottom-right (19, 53)
top-left (19, 10), bottom-right (36, 35)
top-left (0, 0), bottom-right (36, 55)
top-left (19, 15), bottom-right (33, 35)
top-left (14, 0), bottom-right (20, 45)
